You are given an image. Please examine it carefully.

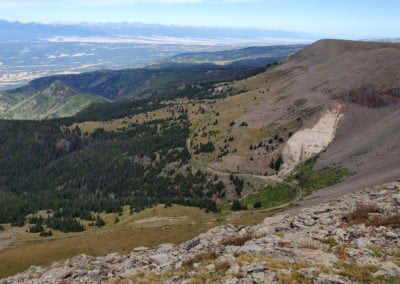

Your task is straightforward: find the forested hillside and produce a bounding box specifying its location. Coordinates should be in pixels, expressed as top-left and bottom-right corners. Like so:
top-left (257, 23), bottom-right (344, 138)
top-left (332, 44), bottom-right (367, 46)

top-left (9, 64), bottom-right (263, 100)
top-left (0, 60), bottom-right (279, 231)
top-left (2, 81), bottom-right (107, 120)
top-left (0, 63), bottom-right (267, 120)
top-left (169, 45), bottom-right (305, 67)
top-left (0, 98), bottom-right (225, 231)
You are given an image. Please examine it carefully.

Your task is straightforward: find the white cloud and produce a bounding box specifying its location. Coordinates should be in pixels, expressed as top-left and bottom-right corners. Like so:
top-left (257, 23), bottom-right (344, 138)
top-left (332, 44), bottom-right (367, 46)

top-left (46, 52), bottom-right (94, 58)
top-left (44, 35), bottom-right (312, 46)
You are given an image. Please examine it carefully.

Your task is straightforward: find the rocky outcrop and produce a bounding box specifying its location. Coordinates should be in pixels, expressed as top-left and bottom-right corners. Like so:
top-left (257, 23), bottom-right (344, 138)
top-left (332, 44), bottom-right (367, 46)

top-left (2, 181), bottom-right (400, 283)
top-left (337, 85), bottom-right (400, 108)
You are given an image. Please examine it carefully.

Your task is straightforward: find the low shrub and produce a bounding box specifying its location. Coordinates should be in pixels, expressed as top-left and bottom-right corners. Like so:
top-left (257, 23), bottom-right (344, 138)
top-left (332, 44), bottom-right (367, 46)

top-left (368, 214), bottom-right (400, 228)
top-left (320, 237), bottom-right (338, 247)
top-left (230, 200), bottom-right (247, 211)
top-left (253, 201), bottom-right (262, 208)
top-left (344, 204), bottom-right (381, 224)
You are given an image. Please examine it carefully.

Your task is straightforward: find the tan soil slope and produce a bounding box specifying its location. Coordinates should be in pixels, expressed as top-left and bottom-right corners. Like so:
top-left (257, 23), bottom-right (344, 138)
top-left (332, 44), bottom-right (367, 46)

top-left (281, 39), bottom-right (400, 204)
top-left (286, 39), bottom-right (400, 202)
top-left (272, 39), bottom-right (400, 108)
top-left (201, 39), bottom-right (400, 195)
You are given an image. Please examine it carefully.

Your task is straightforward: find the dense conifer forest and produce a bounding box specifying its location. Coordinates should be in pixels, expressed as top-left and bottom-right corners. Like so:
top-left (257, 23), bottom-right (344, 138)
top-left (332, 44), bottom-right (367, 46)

top-left (0, 97), bottom-right (225, 231)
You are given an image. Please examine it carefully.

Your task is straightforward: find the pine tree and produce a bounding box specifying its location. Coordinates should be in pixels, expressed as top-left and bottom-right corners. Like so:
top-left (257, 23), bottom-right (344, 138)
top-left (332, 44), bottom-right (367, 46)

top-left (230, 200), bottom-right (246, 211)
top-left (95, 215), bottom-right (106, 228)
top-left (253, 202), bottom-right (262, 208)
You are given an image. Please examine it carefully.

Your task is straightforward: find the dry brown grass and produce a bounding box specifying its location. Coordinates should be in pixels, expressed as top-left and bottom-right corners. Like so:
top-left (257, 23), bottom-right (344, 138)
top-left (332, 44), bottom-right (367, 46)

top-left (367, 214), bottom-right (400, 228)
top-left (277, 240), bottom-right (291, 248)
top-left (236, 254), bottom-right (329, 284)
top-left (0, 204), bottom-right (277, 279)
top-left (299, 243), bottom-right (319, 250)
top-left (345, 204), bottom-right (400, 229)
top-left (344, 203), bottom-right (382, 224)
top-left (215, 260), bottom-right (231, 274)
top-left (221, 233), bottom-right (252, 246)
top-left (67, 108), bottom-right (173, 134)
top-left (276, 272), bottom-right (311, 284)
top-left (183, 251), bottom-right (218, 267)
top-left (189, 278), bottom-right (205, 284)
top-left (0, 205), bottom-right (215, 279)
top-left (336, 262), bottom-right (383, 283)
top-left (333, 245), bottom-right (348, 261)
top-left (320, 237), bottom-right (338, 247)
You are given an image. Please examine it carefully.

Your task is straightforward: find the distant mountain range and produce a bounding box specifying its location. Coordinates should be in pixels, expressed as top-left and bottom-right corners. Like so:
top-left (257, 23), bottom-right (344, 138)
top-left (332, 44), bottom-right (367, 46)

top-left (0, 20), bottom-right (317, 43)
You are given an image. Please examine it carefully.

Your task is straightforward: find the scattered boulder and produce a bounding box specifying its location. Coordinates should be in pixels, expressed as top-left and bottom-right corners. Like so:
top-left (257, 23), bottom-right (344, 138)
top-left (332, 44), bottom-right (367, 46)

top-left (314, 273), bottom-right (354, 284)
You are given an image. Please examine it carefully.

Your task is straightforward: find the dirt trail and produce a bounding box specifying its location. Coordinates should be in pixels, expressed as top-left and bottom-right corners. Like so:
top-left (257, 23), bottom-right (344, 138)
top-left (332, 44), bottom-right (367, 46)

top-left (187, 104), bottom-right (279, 185)
top-left (186, 104), bottom-right (301, 213)
top-left (0, 231), bottom-right (17, 250)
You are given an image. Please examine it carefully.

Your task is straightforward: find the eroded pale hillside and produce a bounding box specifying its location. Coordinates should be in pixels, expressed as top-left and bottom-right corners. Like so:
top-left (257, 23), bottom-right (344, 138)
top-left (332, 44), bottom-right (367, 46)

top-left (187, 39), bottom-right (400, 199)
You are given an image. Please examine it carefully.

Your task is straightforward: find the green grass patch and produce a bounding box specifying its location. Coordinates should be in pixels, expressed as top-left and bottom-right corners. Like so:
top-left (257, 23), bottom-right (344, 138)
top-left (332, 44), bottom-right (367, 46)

top-left (389, 278), bottom-right (400, 284)
top-left (56, 94), bottom-right (107, 118)
top-left (224, 158), bottom-right (349, 211)
top-left (208, 130), bottom-right (221, 136)
top-left (242, 183), bottom-right (298, 209)
top-left (287, 158), bottom-right (350, 193)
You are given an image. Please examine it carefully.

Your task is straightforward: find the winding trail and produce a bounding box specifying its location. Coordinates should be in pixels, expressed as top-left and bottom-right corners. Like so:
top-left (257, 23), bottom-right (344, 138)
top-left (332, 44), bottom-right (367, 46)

top-left (185, 103), bottom-right (303, 212)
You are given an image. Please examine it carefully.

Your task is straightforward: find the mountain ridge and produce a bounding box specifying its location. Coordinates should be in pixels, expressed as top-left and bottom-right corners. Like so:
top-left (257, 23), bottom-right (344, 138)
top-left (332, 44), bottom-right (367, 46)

top-left (185, 38), bottom-right (400, 205)
top-left (0, 19), bottom-right (317, 43)
top-left (169, 45), bottom-right (305, 66)
top-left (2, 44), bottom-right (302, 120)
top-left (8, 64), bottom-right (265, 100)
top-left (2, 81), bottom-right (107, 120)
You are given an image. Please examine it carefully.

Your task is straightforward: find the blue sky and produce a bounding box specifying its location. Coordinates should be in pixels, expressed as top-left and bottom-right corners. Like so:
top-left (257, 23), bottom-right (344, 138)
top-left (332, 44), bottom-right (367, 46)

top-left (0, 0), bottom-right (399, 39)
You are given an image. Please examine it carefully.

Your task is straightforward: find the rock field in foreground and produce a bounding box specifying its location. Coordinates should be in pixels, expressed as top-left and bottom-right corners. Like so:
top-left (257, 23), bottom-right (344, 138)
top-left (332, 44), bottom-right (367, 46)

top-left (2, 181), bottom-right (400, 283)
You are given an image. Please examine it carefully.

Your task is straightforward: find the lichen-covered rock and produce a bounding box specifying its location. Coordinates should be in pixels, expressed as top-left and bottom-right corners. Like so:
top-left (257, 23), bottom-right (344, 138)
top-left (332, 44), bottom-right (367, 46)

top-left (314, 273), bottom-right (354, 284)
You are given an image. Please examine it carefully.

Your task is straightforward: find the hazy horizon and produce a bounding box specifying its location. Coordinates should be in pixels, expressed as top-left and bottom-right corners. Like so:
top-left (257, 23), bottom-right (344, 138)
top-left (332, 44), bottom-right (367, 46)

top-left (1, 0), bottom-right (399, 39)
